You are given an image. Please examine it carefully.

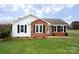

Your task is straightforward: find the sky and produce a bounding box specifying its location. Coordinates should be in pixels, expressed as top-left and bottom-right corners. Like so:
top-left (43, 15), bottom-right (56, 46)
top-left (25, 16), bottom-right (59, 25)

top-left (0, 4), bottom-right (79, 24)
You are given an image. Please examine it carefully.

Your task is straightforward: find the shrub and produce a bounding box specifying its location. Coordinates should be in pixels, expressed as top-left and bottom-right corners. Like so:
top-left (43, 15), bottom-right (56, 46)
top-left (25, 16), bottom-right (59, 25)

top-left (65, 32), bottom-right (68, 36)
top-left (0, 31), bottom-right (10, 38)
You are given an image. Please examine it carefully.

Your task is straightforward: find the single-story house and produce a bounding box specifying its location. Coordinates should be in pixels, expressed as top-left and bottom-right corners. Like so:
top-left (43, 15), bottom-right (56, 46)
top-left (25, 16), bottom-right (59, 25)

top-left (12, 15), bottom-right (68, 38)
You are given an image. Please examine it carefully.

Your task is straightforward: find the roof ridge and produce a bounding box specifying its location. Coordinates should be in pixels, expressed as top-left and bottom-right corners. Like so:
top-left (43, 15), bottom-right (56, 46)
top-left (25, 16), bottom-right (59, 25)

top-left (43, 18), bottom-right (62, 20)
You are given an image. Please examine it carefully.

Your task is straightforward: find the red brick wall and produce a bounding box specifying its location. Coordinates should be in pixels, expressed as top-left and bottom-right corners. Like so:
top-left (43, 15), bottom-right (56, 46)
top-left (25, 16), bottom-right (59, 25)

top-left (31, 19), bottom-right (48, 38)
top-left (31, 33), bottom-right (48, 38)
top-left (52, 32), bottom-right (65, 36)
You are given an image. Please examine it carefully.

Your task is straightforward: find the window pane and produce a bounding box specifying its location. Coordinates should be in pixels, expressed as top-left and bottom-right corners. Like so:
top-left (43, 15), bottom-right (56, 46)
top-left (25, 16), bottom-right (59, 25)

top-left (17, 25), bottom-right (20, 33)
top-left (36, 25), bottom-right (38, 32)
top-left (40, 25), bottom-right (42, 32)
top-left (25, 25), bottom-right (27, 33)
top-left (54, 26), bottom-right (56, 32)
top-left (21, 25), bottom-right (24, 32)
top-left (60, 26), bottom-right (63, 32)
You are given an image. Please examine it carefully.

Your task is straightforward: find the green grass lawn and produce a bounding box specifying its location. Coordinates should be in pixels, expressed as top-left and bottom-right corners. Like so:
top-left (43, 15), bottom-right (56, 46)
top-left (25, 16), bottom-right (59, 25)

top-left (0, 30), bottom-right (79, 54)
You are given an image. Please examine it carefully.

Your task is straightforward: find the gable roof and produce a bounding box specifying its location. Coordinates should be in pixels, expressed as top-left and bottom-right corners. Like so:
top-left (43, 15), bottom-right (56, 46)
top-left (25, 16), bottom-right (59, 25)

top-left (13, 14), bottom-right (68, 26)
top-left (13, 14), bottom-right (39, 23)
top-left (13, 14), bottom-right (49, 24)
top-left (43, 18), bottom-right (68, 25)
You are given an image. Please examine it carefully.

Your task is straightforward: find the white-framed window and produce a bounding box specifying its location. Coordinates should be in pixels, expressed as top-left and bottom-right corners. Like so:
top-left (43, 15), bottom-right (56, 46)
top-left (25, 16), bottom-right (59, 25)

top-left (60, 26), bottom-right (63, 32)
top-left (17, 25), bottom-right (27, 33)
top-left (35, 24), bottom-right (43, 33)
top-left (57, 26), bottom-right (64, 32)
top-left (53, 25), bottom-right (64, 32)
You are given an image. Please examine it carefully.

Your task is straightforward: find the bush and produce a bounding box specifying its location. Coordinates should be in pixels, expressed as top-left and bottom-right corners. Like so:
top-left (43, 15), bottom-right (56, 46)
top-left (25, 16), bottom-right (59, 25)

top-left (65, 32), bottom-right (68, 36)
top-left (0, 31), bottom-right (10, 38)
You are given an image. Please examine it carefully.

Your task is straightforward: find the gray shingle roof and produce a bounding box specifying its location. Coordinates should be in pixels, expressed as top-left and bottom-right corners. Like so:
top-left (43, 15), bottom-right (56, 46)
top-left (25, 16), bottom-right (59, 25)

top-left (13, 14), bottom-right (68, 26)
top-left (43, 18), bottom-right (68, 25)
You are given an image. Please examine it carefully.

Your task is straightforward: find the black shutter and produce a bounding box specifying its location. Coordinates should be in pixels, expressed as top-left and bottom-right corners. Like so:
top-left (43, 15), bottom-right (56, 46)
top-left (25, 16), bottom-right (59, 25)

top-left (33, 25), bottom-right (35, 33)
top-left (17, 25), bottom-right (20, 33)
top-left (55, 26), bottom-right (56, 32)
top-left (25, 25), bottom-right (27, 33)
top-left (43, 25), bottom-right (45, 33)
top-left (64, 26), bottom-right (66, 32)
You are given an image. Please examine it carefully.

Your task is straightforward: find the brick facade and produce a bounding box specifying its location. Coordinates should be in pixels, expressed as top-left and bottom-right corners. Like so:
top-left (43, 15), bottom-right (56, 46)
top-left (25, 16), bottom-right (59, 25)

top-left (31, 33), bottom-right (48, 38)
top-left (31, 19), bottom-right (48, 38)
top-left (52, 32), bottom-right (65, 36)
top-left (31, 19), bottom-right (66, 38)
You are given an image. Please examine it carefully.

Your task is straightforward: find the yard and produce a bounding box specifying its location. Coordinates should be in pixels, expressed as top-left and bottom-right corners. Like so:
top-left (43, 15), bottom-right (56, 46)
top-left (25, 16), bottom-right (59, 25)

top-left (0, 30), bottom-right (79, 54)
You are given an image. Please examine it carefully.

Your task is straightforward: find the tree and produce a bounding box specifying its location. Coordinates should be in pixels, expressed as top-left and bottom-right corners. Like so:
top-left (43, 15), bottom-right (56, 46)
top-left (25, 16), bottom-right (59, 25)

top-left (0, 24), bottom-right (12, 38)
top-left (71, 21), bottom-right (79, 30)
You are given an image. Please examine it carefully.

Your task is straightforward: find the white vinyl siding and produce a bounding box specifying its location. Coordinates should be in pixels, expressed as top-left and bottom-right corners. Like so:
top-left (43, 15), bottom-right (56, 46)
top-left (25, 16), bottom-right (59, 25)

top-left (12, 15), bottom-right (38, 37)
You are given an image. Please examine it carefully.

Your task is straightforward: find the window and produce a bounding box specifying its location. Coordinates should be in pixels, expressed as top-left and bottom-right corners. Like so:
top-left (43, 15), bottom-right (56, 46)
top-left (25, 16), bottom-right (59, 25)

top-left (36, 25), bottom-right (38, 32)
top-left (21, 25), bottom-right (24, 32)
top-left (40, 25), bottom-right (42, 32)
top-left (57, 26), bottom-right (63, 32)
top-left (17, 25), bottom-right (27, 33)
top-left (35, 24), bottom-right (43, 33)
top-left (57, 26), bottom-right (61, 32)
top-left (53, 26), bottom-right (56, 32)
top-left (60, 26), bottom-right (63, 32)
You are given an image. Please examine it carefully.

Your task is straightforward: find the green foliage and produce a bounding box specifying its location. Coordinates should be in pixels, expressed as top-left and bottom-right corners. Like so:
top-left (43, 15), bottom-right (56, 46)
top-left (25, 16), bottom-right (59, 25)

top-left (71, 21), bottom-right (79, 30)
top-left (65, 32), bottom-right (68, 36)
top-left (0, 24), bottom-right (11, 40)
top-left (0, 31), bottom-right (10, 38)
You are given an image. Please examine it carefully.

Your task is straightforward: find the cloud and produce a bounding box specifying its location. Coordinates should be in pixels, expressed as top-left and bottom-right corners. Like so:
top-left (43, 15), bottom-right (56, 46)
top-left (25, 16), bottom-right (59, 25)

top-left (14, 4), bottom-right (25, 9)
top-left (35, 9), bottom-right (44, 17)
top-left (0, 4), bottom-right (75, 18)
top-left (24, 5), bottom-right (35, 14)
top-left (0, 15), bottom-right (17, 24)
top-left (23, 4), bottom-right (65, 17)
top-left (0, 4), bottom-right (78, 24)
top-left (45, 6), bottom-right (51, 13)
top-left (64, 15), bottom-right (73, 24)
top-left (50, 5), bottom-right (64, 14)
top-left (65, 15), bottom-right (72, 20)
top-left (66, 4), bottom-right (76, 8)
top-left (0, 4), bottom-right (18, 11)
top-left (0, 16), bottom-right (13, 24)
